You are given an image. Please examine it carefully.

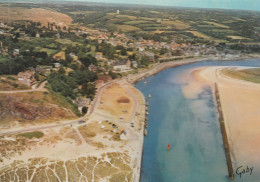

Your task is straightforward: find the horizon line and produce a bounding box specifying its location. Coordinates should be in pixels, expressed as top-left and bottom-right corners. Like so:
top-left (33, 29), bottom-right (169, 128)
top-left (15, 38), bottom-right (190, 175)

top-left (0, 0), bottom-right (259, 12)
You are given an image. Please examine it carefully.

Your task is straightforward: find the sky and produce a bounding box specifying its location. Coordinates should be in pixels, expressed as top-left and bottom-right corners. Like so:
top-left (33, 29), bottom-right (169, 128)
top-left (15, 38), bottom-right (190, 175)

top-left (3, 0), bottom-right (260, 11)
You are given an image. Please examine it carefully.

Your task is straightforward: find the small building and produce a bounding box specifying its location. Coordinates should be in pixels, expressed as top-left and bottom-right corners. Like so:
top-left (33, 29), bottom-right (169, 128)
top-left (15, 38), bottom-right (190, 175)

top-left (54, 63), bottom-right (61, 68)
top-left (17, 71), bottom-right (36, 86)
top-left (132, 61), bottom-right (138, 68)
top-left (113, 58), bottom-right (131, 72)
top-left (74, 97), bottom-right (91, 113)
top-left (170, 42), bottom-right (180, 50)
top-left (36, 65), bottom-right (52, 76)
top-left (143, 52), bottom-right (155, 62)
top-left (88, 64), bottom-right (97, 72)
top-left (69, 53), bottom-right (78, 61)
top-left (13, 49), bottom-right (19, 55)
top-left (55, 33), bottom-right (60, 39)
top-left (13, 49), bottom-right (20, 57)
top-left (95, 52), bottom-right (103, 60)
top-left (69, 53), bottom-right (76, 57)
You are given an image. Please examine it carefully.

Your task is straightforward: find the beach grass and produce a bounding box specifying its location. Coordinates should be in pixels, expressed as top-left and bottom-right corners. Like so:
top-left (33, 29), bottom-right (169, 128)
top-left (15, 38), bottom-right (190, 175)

top-left (222, 68), bottom-right (260, 83)
top-left (18, 131), bottom-right (44, 139)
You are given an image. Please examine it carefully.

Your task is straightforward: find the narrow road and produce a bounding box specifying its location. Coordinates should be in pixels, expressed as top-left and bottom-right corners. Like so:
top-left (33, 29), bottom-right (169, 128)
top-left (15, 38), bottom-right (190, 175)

top-left (0, 80), bottom-right (118, 136)
top-left (0, 81), bottom-right (47, 94)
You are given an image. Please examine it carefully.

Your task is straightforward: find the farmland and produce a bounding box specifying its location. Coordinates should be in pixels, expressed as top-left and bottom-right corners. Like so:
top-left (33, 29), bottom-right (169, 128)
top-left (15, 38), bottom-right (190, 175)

top-left (0, 6), bottom-right (72, 27)
top-left (0, 3), bottom-right (259, 44)
top-left (55, 4), bottom-right (260, 43)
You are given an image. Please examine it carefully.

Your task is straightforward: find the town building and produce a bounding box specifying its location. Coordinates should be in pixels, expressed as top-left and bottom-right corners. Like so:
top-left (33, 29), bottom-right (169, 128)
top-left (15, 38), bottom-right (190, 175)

top-left (113, 59), bottom-right (131, 72)
top-left (17, 71), bottom-right (36, 86)
top-left (88, 64), bottom-right (98, 72)
top-left (36, 65), bottom-right (52, 76)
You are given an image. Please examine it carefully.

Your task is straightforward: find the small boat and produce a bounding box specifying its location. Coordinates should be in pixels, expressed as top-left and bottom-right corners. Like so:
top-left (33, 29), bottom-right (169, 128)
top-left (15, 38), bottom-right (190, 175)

top-left (144, 81), bottom-right (147, 84)
top-left (167, 143), bottom-right (171, 151)
top-left (144, 129), bottom-right (148, 136)
top-left (148, 94), bottom-right (151, 98)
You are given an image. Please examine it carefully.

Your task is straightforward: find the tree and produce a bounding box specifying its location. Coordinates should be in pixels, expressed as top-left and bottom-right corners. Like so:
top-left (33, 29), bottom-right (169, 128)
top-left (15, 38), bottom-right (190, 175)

top-left (140, 56), bottom-right (150, 67)
top-left (128, 53), bottom-right (136, 61)
top-left (34, 72), bottom-right (40, 81)
top-left (81, 83), bottom-right (96, 99)
top-left (121, 49), bottom-right (127, 56)
top-left (109, 70), bottom-right (118, 79)
top-left (58, 67), bottom-right (66, 74)
top-left (82, 106), bottom-right (88, 114)
top-left (80, 55), bottom-right (97, 67)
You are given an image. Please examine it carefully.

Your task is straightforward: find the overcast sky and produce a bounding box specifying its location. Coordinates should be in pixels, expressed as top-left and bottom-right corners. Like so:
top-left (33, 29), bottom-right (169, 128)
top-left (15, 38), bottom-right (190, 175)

top-left (3, 0), bottom-right (260, 11)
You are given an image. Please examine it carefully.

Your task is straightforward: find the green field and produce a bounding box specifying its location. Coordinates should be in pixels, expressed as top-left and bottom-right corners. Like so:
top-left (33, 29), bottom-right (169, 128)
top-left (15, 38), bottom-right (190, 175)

top-left (54, 5), bottom-right (260, 44)
top-left (222, 68), bottom-right (260, 83)
top-left (56, 39), bottom-right (83, 46)
top-left (124, 20), bottom-right (150, 25)
top-left (35, 47), bottom-right (58, 56)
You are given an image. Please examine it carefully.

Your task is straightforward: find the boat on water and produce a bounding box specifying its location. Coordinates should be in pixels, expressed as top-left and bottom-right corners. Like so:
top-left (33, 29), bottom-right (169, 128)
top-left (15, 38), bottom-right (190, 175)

top-left (144, 129), bottom-right (148, 136)
top-left (144, 81), bottom-right (147, 84)
top-left (167, 143), bottom-right (171, 150)
top-left (148, 94), bottom-right (151, 98)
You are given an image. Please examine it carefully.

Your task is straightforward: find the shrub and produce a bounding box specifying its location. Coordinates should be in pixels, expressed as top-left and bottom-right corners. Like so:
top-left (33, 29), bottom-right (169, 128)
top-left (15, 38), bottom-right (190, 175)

top-left (18, 131), bottom-right (44, 139)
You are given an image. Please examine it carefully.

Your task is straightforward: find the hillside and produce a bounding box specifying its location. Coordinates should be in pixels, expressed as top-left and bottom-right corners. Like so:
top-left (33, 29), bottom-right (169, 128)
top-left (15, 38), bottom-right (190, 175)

top-left (0, 91), bottom-right (77, 129)
top-left (0, 5), bottom-right (72, 27)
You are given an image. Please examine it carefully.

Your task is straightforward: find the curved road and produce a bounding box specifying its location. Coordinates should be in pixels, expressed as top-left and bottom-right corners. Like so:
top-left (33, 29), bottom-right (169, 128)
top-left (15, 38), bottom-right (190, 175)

top-left (0, 57), bottom-right (207, 136)
top-left (0, 80), bottom-right (118, 136)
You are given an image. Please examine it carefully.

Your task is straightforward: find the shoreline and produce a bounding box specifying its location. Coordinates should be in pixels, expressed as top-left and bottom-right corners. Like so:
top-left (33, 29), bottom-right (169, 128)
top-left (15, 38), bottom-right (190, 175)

top-left (132, 55), bottom-right (260, 182)
top-left (128, 54), bottom-right (260, 85)
top-left (195, 65), bottom-right (260, 181)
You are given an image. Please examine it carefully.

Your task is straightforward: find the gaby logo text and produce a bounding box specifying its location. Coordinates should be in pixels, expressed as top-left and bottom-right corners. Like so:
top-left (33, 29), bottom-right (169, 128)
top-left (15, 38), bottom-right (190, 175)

top-left (236, 166), bottom-right (253, 178)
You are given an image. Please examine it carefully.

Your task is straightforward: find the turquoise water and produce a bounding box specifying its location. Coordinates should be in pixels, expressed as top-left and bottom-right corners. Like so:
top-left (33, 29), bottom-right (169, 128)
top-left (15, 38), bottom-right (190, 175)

top-left (135, 60), bottom-right (260, 182)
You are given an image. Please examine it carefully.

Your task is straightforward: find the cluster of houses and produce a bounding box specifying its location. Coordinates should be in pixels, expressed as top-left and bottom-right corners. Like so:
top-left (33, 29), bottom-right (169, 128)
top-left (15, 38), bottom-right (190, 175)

top-left (17, 70), bottom-right (36, 86)
top-left (17, 65), bottom-right (53, 86)
top-left (80, 27), bottom-right (225, 66)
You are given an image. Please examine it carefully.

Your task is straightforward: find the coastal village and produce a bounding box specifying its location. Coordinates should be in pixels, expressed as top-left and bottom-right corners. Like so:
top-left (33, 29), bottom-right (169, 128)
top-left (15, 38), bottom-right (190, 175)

top-left (1, 15), bottom-right (255, 100)
top-left (0, 2), bottom-right (260, 182)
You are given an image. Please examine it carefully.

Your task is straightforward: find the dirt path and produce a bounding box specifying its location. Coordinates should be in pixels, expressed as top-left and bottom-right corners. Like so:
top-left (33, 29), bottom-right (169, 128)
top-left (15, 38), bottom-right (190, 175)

top-left (0, 81), bottom-right (47, 94)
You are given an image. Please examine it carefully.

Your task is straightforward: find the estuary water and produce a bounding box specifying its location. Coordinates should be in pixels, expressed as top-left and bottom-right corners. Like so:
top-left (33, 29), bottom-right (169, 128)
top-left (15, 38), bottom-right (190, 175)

top-left (135, 60), bottom-right (260, 182)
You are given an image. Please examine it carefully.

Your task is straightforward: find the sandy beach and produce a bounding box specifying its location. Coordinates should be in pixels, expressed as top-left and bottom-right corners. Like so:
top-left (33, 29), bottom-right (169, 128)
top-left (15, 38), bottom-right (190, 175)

top-left (0, 80), bottom-right (145, 181)
top-left (195, 66), bottom-right (260, 173)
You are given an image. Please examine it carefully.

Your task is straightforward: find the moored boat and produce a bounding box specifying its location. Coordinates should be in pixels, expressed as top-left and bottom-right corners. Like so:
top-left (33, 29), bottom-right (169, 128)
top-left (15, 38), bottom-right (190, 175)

top-left (167, 143), bottom-right (171, 150)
